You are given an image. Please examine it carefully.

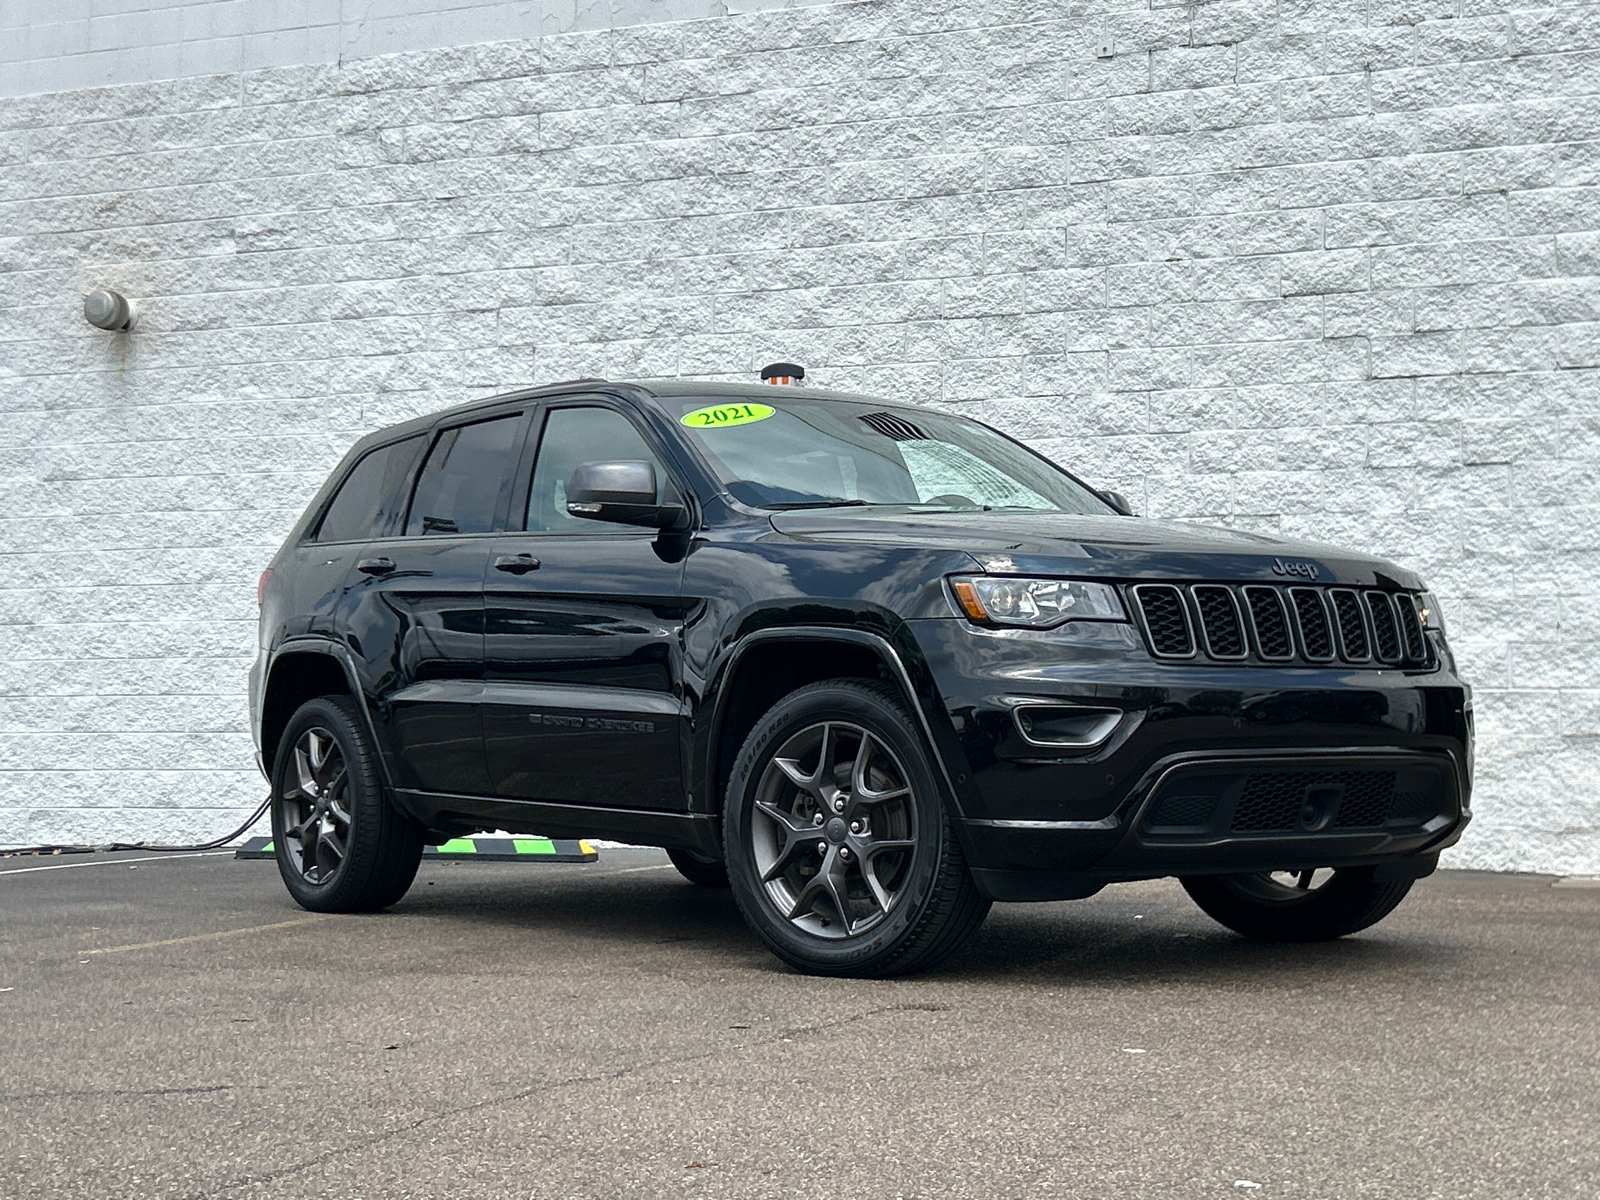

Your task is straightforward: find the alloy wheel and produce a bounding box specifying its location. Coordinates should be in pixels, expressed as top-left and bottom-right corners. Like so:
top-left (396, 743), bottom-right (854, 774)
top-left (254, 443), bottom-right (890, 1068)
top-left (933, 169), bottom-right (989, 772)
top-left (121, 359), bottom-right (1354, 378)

top-left (749, 720), bottom-right (919, 939)
top-left (277, 726), bottom-right (352, 884)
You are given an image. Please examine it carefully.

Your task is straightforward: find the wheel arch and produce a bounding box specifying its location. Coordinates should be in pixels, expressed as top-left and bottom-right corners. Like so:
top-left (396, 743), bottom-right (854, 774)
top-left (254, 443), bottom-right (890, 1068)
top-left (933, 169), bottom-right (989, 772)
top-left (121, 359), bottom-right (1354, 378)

top-left (700, 627), bottom-right (972, 825)
top-left (260, 640), bottom-right (384, 785)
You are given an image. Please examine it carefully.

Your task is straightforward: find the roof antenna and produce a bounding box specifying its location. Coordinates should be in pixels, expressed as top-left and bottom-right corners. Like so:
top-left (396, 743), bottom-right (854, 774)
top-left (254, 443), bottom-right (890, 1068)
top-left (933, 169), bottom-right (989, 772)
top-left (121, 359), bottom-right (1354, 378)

top-left (759, 362), bottom-right (805, 385)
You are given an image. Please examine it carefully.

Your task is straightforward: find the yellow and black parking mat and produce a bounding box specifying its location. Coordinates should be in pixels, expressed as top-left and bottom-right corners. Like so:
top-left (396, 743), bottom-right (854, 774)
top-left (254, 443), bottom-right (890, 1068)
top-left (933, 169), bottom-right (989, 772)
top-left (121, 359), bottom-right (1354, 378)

top-left (236, 836), bottom-right (597, 863)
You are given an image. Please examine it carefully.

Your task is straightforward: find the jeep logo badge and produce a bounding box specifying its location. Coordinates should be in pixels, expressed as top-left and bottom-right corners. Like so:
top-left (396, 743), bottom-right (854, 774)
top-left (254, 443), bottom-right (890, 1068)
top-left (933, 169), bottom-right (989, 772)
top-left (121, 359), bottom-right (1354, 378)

top-left (1271, 557), bottom-right (1318, 579)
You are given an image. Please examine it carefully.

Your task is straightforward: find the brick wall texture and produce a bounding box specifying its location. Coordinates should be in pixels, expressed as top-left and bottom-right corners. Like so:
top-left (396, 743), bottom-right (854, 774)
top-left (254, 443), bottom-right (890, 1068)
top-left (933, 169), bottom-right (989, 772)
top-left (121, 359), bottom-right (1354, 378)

top-left (2, 0), bottom-right (1598, 871)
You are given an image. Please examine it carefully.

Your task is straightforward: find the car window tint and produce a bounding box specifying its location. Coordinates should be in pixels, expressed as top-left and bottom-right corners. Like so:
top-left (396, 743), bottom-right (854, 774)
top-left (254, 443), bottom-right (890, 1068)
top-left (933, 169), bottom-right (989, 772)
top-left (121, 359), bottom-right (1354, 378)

top-left (316, 435), bottom-right (425, 543)
top-left (525, 407), bottom-right (664, 533)
top-left (405, 415), bottom-right (522, 536)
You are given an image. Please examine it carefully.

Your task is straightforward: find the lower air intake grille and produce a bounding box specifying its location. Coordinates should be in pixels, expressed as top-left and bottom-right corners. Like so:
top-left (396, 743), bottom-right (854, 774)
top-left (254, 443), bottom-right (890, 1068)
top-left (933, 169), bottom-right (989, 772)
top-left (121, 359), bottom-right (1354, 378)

top-left (1331, 772), bottom-right (1398, 828)
top-left (1232, 773), bottom-right (1310, 832)
top-left (1149, 794), bottom-right (1218, 828)
top-left (1232, 770), bottom-right (1397, 832)
top-left (1133, 585), bottom-right (1193, 657)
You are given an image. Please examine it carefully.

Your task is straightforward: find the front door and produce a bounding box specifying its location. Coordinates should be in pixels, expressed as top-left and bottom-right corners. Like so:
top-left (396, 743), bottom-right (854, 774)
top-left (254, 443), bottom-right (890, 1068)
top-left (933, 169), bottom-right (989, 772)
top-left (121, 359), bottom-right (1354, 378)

top-left (342, 409), bottom-right (529, 798)
top-left (482, 402), bottom-right (691, 811)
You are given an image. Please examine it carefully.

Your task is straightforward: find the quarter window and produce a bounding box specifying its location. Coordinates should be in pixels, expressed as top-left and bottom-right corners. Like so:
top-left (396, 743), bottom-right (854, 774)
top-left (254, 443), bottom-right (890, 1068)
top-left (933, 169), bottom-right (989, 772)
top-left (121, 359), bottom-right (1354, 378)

top-left (315, 435), bottom-right (425, 543)
top-left (405, 415), bottom-right (523, 536)
top-left (525, 407), bottom-right (665, 533)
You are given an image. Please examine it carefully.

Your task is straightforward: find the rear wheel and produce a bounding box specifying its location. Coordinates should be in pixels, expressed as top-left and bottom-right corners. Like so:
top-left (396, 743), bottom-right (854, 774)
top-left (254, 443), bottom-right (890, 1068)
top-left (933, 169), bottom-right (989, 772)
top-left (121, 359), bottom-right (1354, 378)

top-left (724, 679), bottom-right (989, 977)
top-left (270, 695), bottom-right (423, 913)
top-left (1181, 867), bottom-right (1414, 942)
top-left (667, 847), bottom-right (729, 887)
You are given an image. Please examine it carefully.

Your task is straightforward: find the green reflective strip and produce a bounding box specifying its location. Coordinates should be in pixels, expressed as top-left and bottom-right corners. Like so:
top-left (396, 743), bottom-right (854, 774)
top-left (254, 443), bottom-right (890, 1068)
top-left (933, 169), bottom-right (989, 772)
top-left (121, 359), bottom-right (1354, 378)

top-left (261, 842), bottom-right (273, 852)
top-left (436, 838), bottom-right (478, 854)
top-left (513, 838), bottom-right (556, 856)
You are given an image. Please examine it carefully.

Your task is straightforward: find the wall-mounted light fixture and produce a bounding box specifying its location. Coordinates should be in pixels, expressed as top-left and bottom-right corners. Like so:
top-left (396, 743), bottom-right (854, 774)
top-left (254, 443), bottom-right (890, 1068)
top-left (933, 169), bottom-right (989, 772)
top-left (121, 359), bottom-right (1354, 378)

top-left (83, 288), bottom-right (133, 331)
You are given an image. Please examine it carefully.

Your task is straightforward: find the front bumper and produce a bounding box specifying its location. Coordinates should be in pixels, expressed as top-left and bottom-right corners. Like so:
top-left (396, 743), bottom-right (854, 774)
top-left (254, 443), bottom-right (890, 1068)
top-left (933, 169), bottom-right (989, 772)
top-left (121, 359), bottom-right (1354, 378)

top-left (907, 618), bottom-right (1473, 901)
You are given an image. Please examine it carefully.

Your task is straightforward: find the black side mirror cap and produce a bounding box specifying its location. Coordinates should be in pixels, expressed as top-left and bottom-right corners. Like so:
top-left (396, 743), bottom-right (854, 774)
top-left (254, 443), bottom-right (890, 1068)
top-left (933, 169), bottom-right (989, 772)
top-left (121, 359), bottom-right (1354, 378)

top-left (1101, 490), bottom-right (1135, 516)
top-left (566, 460), bottom-right (689, 530)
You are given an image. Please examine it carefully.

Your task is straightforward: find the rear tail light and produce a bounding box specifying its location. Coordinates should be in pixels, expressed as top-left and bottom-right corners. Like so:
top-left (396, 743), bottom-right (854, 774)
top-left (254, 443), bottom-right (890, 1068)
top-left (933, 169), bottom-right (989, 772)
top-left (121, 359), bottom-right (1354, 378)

top-left (257, 568), bottom-right (273, 606)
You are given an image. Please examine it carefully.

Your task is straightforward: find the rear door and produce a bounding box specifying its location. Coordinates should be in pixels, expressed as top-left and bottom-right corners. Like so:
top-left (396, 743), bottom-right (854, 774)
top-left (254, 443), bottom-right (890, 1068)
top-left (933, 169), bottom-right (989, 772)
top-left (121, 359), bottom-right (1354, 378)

top-left (341, 408), bottom-right (531, 798)
top-left (284, 432), bottom-right (427, 642)
top-left (481, 399), bottom-right (692, 811)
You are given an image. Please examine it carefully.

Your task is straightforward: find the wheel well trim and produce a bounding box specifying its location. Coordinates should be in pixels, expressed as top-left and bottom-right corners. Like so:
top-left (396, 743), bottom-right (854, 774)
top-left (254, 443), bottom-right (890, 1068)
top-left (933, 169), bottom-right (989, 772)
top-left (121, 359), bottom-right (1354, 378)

top-left (262, 638), bottom-right (396, 794)
top-left (704, 626), bottom-right (969, 820)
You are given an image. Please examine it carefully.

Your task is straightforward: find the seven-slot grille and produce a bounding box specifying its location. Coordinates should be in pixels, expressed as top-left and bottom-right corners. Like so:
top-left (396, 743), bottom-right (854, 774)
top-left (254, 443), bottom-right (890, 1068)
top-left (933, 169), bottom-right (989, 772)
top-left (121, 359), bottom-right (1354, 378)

top-left (1129, 584), bottom-right (1431, 667)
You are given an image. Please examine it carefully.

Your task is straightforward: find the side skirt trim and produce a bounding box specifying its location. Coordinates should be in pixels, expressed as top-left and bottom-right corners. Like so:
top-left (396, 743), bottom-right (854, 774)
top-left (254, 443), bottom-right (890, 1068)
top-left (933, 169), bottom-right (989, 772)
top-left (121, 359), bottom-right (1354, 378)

top-left (396, 789), bottom-right (721, 856)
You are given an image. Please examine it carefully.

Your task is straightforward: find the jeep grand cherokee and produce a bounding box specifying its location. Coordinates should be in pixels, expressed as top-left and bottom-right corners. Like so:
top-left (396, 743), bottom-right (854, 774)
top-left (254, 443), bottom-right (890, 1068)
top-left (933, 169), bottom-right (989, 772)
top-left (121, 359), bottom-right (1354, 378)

top-left (251, 375), bottom-right (1472, 976)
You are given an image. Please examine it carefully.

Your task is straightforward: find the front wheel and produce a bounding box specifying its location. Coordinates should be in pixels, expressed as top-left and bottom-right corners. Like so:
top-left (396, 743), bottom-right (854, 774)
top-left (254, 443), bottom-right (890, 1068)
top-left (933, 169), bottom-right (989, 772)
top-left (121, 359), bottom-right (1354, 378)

top-left (270, 695), bottom-right (423, 913)
top-left (724, 680), bottom-right (990, 977)
top-left (1181, 867), bottom-right (1414, 942)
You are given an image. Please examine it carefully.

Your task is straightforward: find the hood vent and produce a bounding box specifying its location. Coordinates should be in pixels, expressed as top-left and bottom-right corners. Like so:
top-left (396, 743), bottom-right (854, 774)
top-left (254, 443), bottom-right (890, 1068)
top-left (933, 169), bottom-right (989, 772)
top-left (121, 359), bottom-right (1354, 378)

top-left (859, 411), bottom-right (927, 441)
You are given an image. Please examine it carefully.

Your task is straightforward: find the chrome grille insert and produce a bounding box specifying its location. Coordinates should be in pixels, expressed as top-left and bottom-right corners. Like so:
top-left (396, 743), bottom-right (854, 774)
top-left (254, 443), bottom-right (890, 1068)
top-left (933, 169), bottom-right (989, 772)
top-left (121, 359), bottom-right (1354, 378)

top-left (1242, 586), bottom-right (1293, 660)
top-left (1328, 589), bottom-right (1370, 661)
top-left (1131, 585), bottom-right (1194, 657)
top-left (1192, 585), bottom-right (1247, 659)
top-left (1395, 593), bottom-right (1427, 661)
top-left (1367, 592), bottom-right (1402, 663)
top-left (1289, 588), bottom-right (1335, 662)
top-left (1126, 584), bottom-right (1431, 668)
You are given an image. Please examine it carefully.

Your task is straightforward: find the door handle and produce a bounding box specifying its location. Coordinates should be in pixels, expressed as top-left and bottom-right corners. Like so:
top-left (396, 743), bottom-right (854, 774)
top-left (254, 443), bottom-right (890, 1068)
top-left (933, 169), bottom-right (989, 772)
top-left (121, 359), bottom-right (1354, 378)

top-left (494, 554), bottom-right (541, 575)
top-left (357, 557), bottom-right (396, 576)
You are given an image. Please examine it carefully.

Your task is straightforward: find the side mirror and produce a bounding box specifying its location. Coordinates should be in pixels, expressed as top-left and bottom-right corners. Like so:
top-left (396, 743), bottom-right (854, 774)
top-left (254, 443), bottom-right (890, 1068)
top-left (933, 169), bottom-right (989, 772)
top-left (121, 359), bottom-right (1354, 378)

top-left (1101, 489), bottom-right (1135, 516)
top-left (566, 460), bottom-right (689, 530)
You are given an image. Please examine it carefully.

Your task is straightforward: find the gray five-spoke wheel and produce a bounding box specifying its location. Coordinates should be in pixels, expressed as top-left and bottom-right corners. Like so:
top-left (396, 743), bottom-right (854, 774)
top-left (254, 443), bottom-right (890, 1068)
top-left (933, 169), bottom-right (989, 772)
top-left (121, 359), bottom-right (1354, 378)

top-left (277, 726), bottom-right (352, 884)
top-left (751, 720), bottom-right (918, 939)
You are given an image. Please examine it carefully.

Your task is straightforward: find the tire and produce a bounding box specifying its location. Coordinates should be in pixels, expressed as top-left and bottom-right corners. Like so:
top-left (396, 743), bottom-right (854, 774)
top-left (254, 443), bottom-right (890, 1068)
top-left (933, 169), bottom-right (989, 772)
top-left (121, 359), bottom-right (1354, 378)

top-left (667, 847), bottom-right (730, 887)
top-left (270, 695), bottom-right (424, 913)
top-left (723, 679), bottom-right (990, 977)
top-left (1181, 867), bottom-right (1414, 942)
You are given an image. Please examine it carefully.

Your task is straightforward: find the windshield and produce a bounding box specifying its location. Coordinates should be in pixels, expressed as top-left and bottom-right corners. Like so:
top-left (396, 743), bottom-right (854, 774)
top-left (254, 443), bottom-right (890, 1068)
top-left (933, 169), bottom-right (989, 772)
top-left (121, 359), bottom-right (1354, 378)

top-left (674, 395), bottom-right (1113, 514)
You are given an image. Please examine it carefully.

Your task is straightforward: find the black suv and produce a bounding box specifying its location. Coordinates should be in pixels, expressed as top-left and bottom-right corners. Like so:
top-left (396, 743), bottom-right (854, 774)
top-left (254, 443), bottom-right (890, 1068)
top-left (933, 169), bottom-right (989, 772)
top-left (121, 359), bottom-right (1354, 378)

top-left (251, 376), bottom-right (1472, 976)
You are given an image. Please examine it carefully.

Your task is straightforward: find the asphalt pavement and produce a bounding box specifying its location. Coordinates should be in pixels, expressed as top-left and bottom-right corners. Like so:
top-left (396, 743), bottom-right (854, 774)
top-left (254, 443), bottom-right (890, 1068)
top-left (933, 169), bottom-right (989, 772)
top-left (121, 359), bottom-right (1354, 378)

top-left (1, 847), bottom-right (1596, 1199)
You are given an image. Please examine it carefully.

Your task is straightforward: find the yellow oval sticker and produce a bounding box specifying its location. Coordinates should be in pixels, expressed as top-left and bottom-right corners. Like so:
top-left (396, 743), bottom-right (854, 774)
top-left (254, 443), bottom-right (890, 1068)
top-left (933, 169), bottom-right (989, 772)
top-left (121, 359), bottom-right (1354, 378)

top-left (681, 402), bottom-right (775, 430)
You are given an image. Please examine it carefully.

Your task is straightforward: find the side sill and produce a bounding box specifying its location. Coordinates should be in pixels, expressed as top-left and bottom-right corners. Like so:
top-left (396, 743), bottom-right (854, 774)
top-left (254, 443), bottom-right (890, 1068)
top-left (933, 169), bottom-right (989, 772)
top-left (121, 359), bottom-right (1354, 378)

top-left (395, 790), bottom-right (721, 856)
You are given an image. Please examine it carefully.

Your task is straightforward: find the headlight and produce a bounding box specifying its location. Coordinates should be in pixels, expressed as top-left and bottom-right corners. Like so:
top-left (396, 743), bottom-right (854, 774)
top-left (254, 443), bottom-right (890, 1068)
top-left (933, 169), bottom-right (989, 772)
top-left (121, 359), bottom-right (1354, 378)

top-left (949, 576), bottom-right (1126, 628)
top-left (1417, 591), bottom-right (1446, 632)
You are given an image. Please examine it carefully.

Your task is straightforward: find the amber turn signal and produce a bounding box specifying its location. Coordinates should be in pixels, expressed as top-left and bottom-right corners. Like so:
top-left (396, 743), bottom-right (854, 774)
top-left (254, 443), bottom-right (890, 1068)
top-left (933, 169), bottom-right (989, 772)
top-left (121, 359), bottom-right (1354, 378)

top-left (950, 579), bottom-right (988, 621)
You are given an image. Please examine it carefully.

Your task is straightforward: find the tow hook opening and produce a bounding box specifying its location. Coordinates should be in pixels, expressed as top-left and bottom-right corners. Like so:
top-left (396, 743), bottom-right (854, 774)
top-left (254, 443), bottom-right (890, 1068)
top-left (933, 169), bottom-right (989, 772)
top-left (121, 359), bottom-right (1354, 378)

top-left (1298, 784), bottom-right (1341, 832)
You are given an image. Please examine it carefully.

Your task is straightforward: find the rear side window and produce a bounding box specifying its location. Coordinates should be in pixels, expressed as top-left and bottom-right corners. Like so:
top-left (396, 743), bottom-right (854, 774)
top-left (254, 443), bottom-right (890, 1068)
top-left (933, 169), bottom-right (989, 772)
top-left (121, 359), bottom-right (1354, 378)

top-left (405, 414), bottom-right (523, 536)
top-left (315, 435), bottom-right (425, 543)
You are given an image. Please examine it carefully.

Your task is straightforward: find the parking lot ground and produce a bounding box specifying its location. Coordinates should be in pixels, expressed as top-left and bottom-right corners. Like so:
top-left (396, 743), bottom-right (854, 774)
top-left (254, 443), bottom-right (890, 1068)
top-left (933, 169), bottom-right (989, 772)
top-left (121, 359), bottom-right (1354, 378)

top-left (1, 848), bottom-right (1597, 1200)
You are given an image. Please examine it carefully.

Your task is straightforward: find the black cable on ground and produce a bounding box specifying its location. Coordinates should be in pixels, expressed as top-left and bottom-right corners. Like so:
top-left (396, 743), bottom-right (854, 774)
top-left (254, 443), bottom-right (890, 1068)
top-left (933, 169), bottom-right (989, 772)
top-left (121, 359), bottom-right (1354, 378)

top-left (0, 795), bottom-right (272, 858)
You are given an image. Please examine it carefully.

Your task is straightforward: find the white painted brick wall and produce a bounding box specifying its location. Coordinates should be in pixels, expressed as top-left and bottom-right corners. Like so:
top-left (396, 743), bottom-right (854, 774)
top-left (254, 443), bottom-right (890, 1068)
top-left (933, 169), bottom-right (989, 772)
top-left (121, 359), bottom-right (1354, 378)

top-left (0, 0), bottom-right (837, 98)
top-left (2, 0), bottom-right (1597, 872)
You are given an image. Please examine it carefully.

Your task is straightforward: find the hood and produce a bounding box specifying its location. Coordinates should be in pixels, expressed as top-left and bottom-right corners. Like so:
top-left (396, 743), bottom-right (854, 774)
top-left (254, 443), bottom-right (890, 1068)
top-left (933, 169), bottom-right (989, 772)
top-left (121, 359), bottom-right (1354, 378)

top-left (767, 510), bottom-right (1424, 590)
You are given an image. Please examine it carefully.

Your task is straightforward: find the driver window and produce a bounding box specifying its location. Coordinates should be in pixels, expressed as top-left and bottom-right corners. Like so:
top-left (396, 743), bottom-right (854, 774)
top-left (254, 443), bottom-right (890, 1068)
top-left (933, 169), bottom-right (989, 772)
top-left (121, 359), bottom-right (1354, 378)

top-left (525, 406), bottom-right (665, 533)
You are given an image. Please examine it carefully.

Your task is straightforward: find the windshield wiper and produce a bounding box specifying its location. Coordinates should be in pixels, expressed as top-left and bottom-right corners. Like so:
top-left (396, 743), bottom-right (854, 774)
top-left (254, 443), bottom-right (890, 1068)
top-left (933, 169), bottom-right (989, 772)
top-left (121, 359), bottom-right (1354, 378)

top-left (763, 499), bottom-right (875, 510)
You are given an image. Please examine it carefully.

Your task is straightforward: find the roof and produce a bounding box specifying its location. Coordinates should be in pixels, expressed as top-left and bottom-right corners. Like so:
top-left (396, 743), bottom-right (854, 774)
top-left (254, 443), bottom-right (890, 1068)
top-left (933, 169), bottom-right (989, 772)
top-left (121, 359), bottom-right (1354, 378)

top-left (343, 375), bottom-right (918, 458)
